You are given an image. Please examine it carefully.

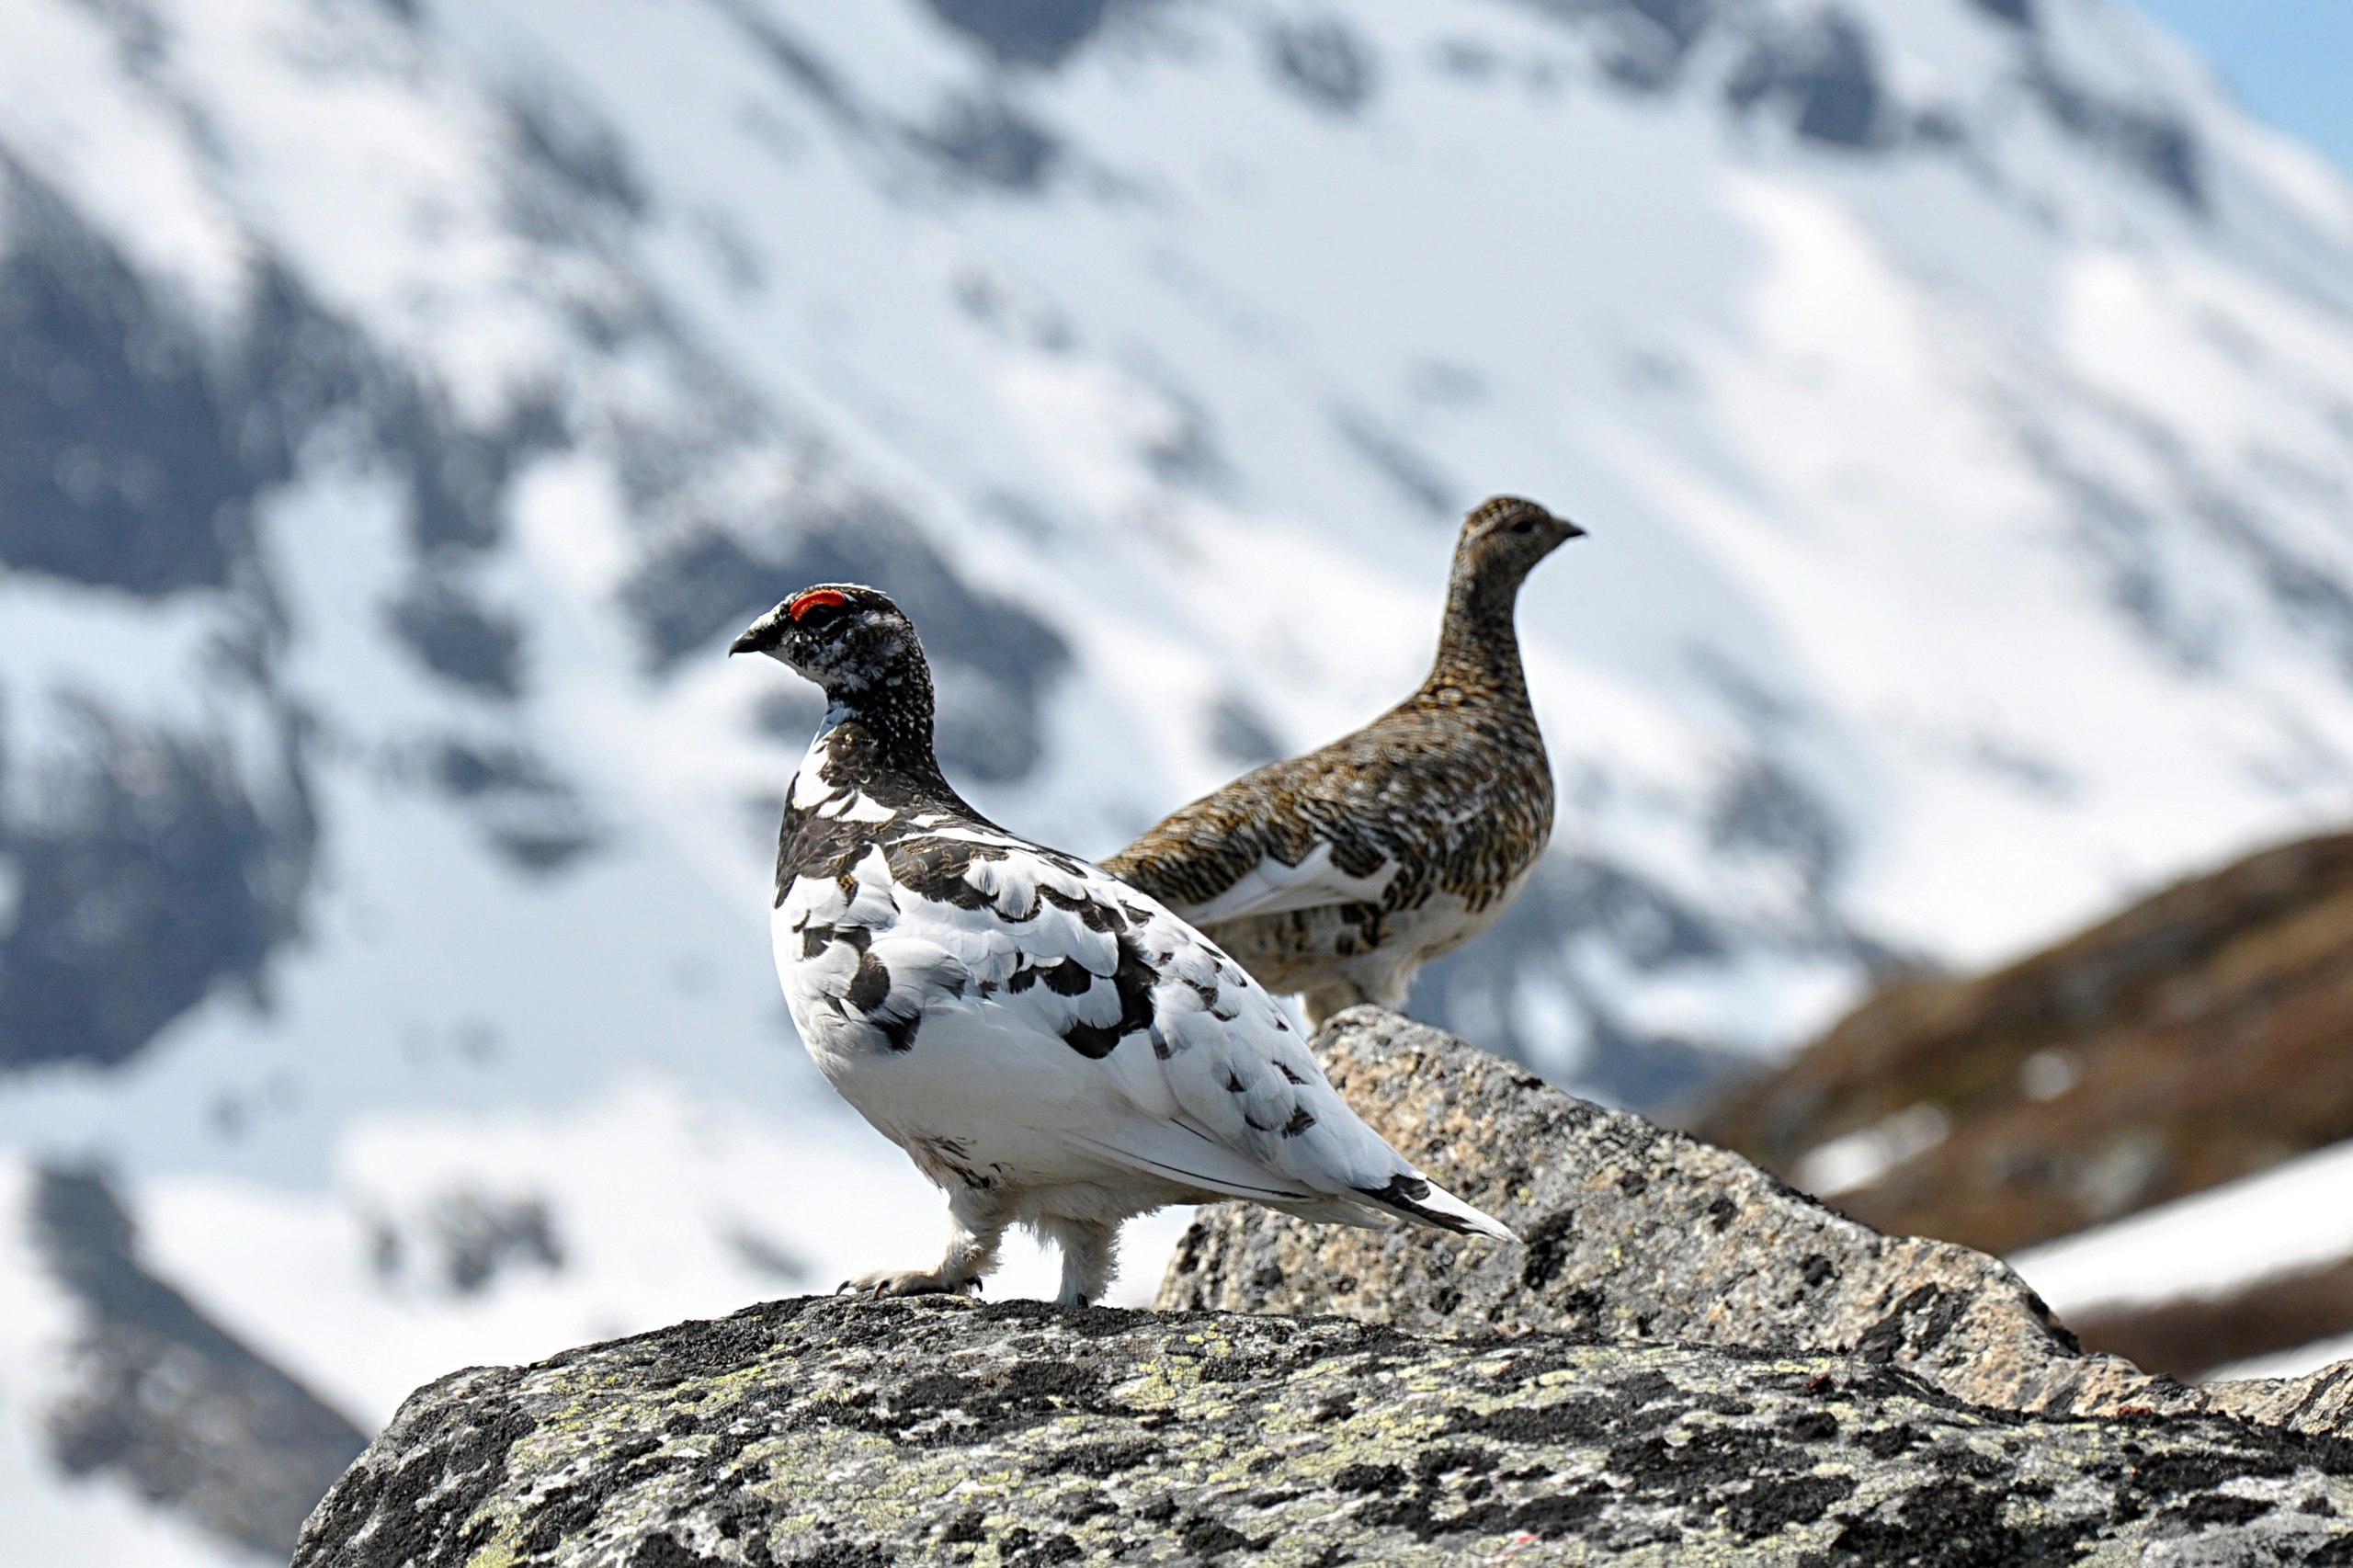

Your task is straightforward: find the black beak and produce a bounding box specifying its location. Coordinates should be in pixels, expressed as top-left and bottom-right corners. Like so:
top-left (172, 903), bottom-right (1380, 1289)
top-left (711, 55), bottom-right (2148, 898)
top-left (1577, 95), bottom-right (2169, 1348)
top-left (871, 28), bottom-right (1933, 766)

top-left (1559, 516), bottom-right (1588, 540)
top-left (730, 621), bottom-right (778, 657)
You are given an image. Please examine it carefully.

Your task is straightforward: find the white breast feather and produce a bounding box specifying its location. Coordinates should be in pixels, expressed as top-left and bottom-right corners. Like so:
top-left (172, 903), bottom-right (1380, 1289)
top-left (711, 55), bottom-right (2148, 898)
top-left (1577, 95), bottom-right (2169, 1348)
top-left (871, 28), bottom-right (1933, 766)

top-left (841, 846), bottom-right (900, 925)
top-left (1008, 906), bottom-right (1116, 974)
top-left (779, 869), bottom-right (847, 930)
top-left (790, 765), bottom-right (835, 811)
top-left (818, 791), bottom-right (894, 824)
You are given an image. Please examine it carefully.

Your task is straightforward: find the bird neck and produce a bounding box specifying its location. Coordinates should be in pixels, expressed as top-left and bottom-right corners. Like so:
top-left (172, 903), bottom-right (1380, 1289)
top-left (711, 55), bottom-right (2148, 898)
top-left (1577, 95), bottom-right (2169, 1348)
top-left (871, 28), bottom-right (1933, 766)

top-left (812, 666), bottom-right (959, 804)
top-left (1427, 560), bottom-right (1531, 704)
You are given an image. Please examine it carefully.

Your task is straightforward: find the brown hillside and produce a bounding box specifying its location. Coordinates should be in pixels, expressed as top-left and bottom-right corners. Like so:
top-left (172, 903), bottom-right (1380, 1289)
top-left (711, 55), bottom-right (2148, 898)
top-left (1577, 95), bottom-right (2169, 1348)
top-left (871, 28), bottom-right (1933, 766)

top-left (1699, 830), bottom-right (2353, 1258)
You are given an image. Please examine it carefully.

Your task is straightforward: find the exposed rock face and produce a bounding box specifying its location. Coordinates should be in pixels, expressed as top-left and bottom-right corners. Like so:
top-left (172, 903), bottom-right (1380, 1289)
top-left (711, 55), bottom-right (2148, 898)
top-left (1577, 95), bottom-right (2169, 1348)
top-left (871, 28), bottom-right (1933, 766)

top-left (33, 1166), bottom-right (369, 1559)
top-left (1159, 1007), bottom-right (2195, 1425)
top-left (296, 1294), bottom-right (2353, 1566)
top-left (2209, 1361), bottom-right (2353, 1437)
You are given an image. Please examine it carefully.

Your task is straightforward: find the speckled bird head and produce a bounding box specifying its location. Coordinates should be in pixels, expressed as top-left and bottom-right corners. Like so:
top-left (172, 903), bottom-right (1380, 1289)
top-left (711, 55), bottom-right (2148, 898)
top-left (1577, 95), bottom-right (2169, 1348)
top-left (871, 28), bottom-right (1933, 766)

top-left (730, 584), bottom-right (929, 703)
top-left (1454, 495), bottom-right (1584, 591)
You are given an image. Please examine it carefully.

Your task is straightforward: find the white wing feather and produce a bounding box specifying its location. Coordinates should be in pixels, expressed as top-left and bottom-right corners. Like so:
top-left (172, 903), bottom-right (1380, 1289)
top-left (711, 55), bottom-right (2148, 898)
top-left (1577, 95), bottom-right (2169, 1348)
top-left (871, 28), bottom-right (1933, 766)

top-left (778, 834), bottom-right (1512, 1243)
top-left (1168, 838), bottom-right (1401, 923)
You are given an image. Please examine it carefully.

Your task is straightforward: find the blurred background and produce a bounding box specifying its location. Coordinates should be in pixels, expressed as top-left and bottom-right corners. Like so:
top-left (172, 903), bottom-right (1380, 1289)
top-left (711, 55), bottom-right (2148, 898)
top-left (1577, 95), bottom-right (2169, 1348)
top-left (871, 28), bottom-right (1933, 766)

top-left (0, 0), bottom-right (2347, 1561)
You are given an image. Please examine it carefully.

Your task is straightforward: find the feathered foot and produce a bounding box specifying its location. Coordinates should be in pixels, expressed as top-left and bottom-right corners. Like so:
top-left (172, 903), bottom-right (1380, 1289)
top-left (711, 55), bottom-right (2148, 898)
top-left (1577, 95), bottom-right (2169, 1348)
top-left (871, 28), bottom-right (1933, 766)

top-left (1039, 1215), bottom-right (1119, 1308)
top-left (840, 1267), bottom-right (983, 1299)
top-left (840, 1204), bottom-right (1005, 1300)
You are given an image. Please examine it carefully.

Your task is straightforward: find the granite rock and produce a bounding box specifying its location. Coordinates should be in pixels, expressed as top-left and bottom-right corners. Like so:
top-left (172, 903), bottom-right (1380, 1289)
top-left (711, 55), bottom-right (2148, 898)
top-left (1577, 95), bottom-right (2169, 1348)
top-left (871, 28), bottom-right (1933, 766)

top-left (1156, 1007), bottom-right (2210, 1427)
top-left (294, 1294), bottom-right (2353, 1566)
top-left (295, 1008), bottom-right (2353, 1564)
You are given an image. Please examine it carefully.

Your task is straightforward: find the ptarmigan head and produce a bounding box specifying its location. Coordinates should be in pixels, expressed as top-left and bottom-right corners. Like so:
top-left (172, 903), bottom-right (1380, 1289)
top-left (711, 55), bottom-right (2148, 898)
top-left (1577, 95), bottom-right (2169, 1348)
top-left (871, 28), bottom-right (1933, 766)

top-left (1454, 495), bottom-right (1584, 592)
top-left (730, 584), bottom-right (929, 704)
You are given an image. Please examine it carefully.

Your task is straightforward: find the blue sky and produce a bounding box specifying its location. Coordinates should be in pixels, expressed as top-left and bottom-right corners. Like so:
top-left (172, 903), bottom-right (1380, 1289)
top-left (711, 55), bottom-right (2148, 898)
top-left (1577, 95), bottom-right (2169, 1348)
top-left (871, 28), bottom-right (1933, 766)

top-left (2133, 0), bottom-right (2353, 173)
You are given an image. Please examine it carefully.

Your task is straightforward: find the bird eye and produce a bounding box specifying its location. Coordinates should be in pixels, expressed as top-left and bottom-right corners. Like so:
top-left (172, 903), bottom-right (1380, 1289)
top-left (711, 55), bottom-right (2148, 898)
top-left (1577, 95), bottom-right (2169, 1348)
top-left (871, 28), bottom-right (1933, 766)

top-left (1510, 518), bottom-right (1537, 535)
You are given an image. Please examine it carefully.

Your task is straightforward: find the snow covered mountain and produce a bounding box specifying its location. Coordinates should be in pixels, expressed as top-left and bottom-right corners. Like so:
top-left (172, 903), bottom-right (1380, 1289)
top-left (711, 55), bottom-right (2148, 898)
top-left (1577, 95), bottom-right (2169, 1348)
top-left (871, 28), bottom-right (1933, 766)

top-left (1, 0), bottom-right (2350, 1558)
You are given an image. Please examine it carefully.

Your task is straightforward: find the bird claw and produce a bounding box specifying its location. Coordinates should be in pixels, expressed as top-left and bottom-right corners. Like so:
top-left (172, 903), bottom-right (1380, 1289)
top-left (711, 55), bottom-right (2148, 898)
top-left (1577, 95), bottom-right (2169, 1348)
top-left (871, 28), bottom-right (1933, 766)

top-left (839, 1267), bottom-right (981, 1300)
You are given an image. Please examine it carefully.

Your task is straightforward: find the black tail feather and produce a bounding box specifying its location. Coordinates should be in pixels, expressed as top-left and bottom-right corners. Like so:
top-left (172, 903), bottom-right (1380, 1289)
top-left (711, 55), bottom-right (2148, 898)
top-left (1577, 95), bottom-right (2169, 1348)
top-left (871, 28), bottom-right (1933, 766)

top-left (1354, 1171), bottom-right (1518, 1240)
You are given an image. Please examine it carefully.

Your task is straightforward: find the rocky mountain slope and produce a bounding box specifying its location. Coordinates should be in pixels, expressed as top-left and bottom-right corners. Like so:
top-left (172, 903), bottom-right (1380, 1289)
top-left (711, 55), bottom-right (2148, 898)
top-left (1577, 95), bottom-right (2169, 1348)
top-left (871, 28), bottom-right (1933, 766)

top-left (1700, 829), bottom-right (2353, 1256)
top-left (1697, 828), bottom-right (2353, 1382)
top-left (2016, 1144), bottom-right (2353, 1385)
top-left (3, 0), bottom-right (2353, 1560)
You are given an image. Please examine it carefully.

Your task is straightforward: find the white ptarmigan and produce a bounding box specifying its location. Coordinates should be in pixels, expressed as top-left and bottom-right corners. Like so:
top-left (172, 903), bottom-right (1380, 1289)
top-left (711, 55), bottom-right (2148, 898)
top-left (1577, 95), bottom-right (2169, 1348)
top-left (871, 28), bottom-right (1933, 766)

top-left (733, 584), bottom-right (1514, 1305)
top-left (1105, 496), bottom-right (1581, 1025)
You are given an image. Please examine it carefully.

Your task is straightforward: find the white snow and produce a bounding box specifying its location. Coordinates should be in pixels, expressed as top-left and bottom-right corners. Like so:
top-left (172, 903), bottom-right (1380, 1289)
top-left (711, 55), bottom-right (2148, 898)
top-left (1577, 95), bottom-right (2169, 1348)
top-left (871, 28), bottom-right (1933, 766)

top-left (2010, 1139), bottom-right (2353, 1327)
top-left (137, 1080), bottom-right (1192, 1431)
top-left (1792, 1104), bottom-right (1951, 1199)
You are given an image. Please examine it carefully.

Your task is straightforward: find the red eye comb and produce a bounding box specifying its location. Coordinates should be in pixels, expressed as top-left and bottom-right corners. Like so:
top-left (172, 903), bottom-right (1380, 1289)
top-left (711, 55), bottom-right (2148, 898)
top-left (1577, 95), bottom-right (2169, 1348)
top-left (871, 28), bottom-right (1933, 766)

top-left (788, 589), bottom-right (850, 620)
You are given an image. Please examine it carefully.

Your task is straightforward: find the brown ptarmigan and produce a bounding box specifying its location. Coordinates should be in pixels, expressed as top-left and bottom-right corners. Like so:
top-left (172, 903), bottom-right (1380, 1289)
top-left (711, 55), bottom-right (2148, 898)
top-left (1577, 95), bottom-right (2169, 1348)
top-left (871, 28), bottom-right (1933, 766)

top-left (733, 584), bottom-right (1513, 1306)
top-left (1103, 495), bottom-right (1582, 1026)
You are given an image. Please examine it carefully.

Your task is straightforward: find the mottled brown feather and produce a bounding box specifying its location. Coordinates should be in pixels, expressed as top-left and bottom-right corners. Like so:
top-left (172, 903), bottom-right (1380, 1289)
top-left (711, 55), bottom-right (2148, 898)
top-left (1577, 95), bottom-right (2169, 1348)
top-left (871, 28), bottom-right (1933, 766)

top-left (1104, 496), bottom-right (1579, 1021)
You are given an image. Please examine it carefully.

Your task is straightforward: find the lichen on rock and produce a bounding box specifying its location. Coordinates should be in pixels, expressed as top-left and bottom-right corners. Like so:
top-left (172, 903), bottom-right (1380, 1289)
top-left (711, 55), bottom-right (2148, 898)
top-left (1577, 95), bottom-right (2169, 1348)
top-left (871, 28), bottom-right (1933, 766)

top-left (296, 1294), bottom-right (2353, 1566)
